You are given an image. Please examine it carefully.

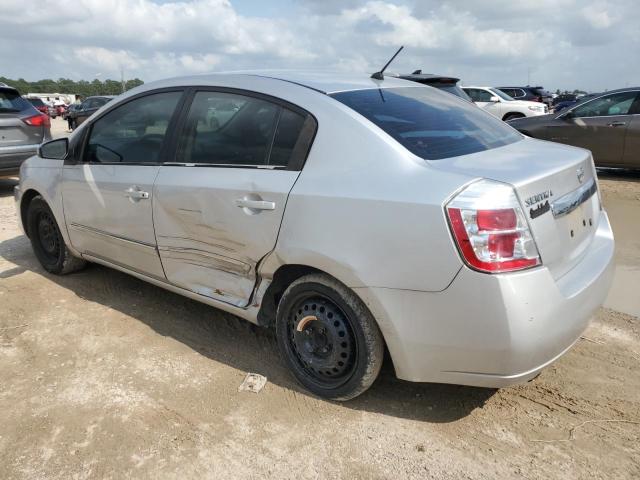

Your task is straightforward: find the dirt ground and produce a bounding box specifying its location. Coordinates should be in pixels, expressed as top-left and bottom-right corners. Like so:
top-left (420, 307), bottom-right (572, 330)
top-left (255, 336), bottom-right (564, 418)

top-left (0, 154), bottom-right (639, 478)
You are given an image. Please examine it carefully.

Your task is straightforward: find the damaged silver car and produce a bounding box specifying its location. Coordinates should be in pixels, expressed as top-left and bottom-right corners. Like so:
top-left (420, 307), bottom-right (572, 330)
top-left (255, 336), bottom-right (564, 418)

top-left (15, 72), bottom-right (614, 400)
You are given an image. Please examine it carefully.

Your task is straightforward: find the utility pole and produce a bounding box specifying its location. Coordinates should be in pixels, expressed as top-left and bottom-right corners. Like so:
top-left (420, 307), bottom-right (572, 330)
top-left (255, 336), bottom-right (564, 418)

top-left (120, 67), bottom-right (125, 93)
top-left (527, 66), bottom-right (531, 86)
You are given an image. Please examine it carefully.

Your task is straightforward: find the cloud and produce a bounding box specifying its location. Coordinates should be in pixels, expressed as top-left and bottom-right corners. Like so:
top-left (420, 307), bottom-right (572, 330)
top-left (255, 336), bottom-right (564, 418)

top-left (0, 0), bottom-right (637, 92)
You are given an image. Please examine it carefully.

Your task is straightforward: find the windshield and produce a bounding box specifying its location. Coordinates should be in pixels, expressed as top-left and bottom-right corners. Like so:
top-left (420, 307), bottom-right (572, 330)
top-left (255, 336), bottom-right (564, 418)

top-left (331, 87), bottom-right (522, 160)
top-left (489, 88), bottom-right (514, 101)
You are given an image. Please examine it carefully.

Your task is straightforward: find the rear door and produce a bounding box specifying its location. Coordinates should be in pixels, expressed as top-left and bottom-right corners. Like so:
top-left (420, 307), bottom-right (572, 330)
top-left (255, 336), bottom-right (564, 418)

top-left (547, 90), bottom-right (638, 166)
top-left (153, 89), bottom-right (316, 307)
top-left (62, 90), bottom-right (184, 279)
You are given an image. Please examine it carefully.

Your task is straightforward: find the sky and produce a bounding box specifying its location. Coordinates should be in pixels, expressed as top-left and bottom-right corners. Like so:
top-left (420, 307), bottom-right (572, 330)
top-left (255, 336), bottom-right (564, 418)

top-left (1, 0), bottom-right (638, 92)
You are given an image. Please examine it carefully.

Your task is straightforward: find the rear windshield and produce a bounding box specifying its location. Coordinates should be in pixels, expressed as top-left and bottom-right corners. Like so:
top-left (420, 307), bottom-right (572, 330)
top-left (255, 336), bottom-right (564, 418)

top-left (331, 87), bottom-right (522, 160)
top-left (0, 90), bottom-right (32, 112)
top-left (27, 98), bottom-right (45, 107)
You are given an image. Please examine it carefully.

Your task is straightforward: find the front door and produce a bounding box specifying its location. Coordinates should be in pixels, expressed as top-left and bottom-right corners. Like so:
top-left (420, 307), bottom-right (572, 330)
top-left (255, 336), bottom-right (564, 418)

top-left (153, 89), bottom-right (316, 307)
top-left (466, 88), bottom-right (503, 118)
top-left (547, 90), bottom-right (638, 166)
top-left (62, 90), bottom-right (184, 279)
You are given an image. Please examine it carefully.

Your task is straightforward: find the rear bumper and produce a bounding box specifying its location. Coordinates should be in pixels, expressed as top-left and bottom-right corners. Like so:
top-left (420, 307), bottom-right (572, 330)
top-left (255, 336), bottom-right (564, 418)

top-left (356, 212), bottom-right (615, 387)
top-left (0, 144), bottom-right (39, 174)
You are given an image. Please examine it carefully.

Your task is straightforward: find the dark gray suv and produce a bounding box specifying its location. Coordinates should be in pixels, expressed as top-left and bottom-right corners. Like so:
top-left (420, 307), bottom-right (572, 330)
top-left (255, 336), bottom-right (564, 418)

top-left (0, 83), bottom-right (51, 176)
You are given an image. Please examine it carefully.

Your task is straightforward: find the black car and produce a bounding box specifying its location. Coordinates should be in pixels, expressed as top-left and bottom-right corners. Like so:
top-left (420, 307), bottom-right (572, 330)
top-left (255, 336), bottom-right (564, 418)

top-left (68, 95), bottom-right (115, 129)
top-left (498, 86), bottom-right (552, 106)
top-left (508, 87), bottom-right (640, 169)
top-left (391, 71), bottom-right (472, 101)
top-left (552, 93), bottom-right (577, 106)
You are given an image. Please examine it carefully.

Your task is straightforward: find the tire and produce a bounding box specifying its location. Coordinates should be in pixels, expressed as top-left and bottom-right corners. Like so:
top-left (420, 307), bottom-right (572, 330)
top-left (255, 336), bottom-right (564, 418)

top-left (275, 273), bottom-right (384, 401)
top-left (26, 196), bottom-right (86, 275)
top-left (503, 113), bottom-right (525, 122)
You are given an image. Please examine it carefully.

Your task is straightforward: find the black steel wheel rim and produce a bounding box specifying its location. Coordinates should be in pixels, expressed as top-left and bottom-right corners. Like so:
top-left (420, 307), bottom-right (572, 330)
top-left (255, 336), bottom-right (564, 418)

top-left (36, 211), bottom-right (60, 261)
top-left (286, 293), bottom-right (358, 387)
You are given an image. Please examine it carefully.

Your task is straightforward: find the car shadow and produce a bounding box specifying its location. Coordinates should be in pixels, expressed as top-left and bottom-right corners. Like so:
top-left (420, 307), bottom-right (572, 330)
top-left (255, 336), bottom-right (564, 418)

top-left (0, 239), bottom-right (495, 425)
top-left (596, 167), bottom-right (640, 183)
top-left (0, 177), bottom-right (18, 198)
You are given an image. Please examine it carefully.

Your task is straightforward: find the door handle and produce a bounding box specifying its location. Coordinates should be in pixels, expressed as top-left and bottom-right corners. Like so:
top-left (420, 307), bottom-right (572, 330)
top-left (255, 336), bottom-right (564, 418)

top-left (235, 198), bottom-right (275, 211)
top-left (607, 121), bottom-right (626, 127)
top-left (124, 187), bottom-right (150, 200)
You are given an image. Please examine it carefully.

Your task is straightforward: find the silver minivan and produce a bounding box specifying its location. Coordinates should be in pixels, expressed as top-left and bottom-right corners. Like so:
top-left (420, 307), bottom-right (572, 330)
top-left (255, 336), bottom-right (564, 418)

top-left (15, 72), bottom-right (614, 400)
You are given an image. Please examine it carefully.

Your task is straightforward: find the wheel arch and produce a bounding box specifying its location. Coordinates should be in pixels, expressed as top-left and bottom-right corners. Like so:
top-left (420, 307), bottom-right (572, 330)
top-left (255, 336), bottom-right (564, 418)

top-left (502, 112), bottom-right (525, 121)
top-left (20, 188), bottom-right (44, 238)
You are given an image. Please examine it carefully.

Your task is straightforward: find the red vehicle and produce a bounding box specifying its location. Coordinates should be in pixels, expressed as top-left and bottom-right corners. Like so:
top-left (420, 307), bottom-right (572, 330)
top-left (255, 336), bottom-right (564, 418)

top-left (26, 97), bottom-right (49, 115)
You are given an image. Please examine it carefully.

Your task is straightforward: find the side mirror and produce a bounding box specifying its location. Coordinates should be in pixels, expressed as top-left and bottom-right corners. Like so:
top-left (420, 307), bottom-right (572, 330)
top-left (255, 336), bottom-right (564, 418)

top-left (489, 96), bottom-right (500, 103)
top-left (39, 138), bottom-right (68, 160)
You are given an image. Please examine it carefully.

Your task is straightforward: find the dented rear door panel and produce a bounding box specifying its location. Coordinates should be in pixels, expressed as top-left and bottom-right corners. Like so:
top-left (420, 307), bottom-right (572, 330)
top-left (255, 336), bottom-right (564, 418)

top-left (153, 166), bottom-right (299, 307)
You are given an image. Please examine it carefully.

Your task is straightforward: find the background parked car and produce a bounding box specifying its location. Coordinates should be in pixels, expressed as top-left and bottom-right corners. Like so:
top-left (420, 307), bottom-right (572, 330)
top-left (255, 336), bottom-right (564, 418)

top-left (508, 87), bottom-right (640, 169)
top-left (463, 86), bottom-right (548, 121)
top-left (554, 93), bottom-right (600, 113)
top-left (68, 95), bottom-right (114, 128)
top-left (0, 83), bottom-right (51, 176)
top-left (25, 97), bottom-right (49, 116)
top-left (552, 93), bottom-right (577, 106)
top-left (391, 70), bottom-right (472, 101)
top-left (498, 86), bottom-right (553, 106)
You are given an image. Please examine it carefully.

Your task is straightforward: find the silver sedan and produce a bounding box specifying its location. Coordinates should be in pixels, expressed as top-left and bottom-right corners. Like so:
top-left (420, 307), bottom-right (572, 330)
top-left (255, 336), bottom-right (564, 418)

top-left (14, 72), bottom-right (614, 400)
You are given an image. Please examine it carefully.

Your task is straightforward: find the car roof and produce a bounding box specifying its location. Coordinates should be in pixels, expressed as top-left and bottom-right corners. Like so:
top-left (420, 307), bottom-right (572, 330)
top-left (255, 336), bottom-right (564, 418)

top-left (462, 86), bottom-right (495, 89)
top-left (137, 71), bottom-right (421, 95)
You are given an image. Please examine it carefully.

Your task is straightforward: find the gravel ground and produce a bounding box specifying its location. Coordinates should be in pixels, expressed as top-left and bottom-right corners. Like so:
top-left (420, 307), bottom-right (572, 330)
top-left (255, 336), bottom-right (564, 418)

top-left (0, 163), bottom-right (638, 479)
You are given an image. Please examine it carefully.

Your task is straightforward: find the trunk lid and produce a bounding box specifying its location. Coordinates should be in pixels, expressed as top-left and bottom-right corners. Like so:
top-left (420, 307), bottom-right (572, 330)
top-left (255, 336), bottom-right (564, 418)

top-left (430, 137), bottom-right (601, 280)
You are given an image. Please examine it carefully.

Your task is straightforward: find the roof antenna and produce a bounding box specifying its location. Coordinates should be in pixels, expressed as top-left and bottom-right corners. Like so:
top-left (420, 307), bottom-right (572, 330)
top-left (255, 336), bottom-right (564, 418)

top-left (371, 46), bottom-right (404, 80)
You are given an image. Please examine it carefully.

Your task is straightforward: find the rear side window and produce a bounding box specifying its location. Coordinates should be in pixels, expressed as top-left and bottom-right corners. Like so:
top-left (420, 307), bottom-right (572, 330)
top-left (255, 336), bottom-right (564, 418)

top-left (177, 91), bottom-right (279, 166)
top-left (176, 90), bottom-right (314, 169)
top-left (85, 91), bottom-right (181, 164)
top-left (0, 90), bottom-right (32, 112)
top-left (270, 108), bottom-right (307, 167)
top-left (331, 87), bottom-right (521, 160)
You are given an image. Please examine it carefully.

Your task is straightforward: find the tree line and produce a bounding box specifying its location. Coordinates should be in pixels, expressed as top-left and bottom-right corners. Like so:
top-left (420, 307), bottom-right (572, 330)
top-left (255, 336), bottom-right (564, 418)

top-left (0, 77), bottom-right (144, 97)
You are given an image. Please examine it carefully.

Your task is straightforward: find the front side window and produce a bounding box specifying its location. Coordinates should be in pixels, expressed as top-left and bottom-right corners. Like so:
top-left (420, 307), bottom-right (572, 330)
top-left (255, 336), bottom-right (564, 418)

top-left (177, 91), bottom-right (307, 167)
top-left (571, 91), bottom-right (638, 118)
top-left (85, 91), bottom-right (181, 164)
top-left (331, 87), bottom-right (522, 160)
top-left (467, 88), bottom-right (493, 102)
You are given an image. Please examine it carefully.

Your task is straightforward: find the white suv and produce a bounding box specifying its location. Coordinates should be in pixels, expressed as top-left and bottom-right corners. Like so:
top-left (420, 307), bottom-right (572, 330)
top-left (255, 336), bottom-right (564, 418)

top-left (463, 86), bottom-right (548, 121)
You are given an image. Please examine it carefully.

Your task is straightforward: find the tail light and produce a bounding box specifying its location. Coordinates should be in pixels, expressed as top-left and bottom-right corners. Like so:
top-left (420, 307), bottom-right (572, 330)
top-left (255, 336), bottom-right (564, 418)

top-left (446, 180), bottom-right (541, 273)
top-left (23, 114), bottom-right (50, 128)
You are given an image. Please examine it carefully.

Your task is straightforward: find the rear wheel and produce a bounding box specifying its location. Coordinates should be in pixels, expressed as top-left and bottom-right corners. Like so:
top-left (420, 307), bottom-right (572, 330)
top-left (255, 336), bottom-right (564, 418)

top-left (275, 273), bottom-right (384, 401)
top-left (26, 196), bottom-right (86, 275)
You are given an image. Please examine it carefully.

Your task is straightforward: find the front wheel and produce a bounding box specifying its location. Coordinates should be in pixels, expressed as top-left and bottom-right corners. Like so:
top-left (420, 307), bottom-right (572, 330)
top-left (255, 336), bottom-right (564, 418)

top-left (275, 273), bottom-right (384, 401)
top-left (503, 113), bottom-right (525, 122)
top-left (26, 196), bottom-right (86, 275)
